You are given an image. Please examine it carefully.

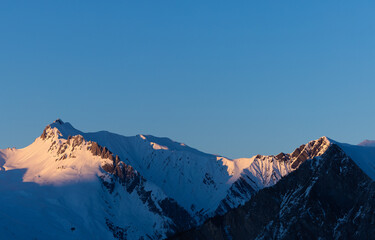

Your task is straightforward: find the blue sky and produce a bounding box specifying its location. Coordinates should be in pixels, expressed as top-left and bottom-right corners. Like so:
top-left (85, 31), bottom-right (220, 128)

top-left (1, 1), bottom-right (375, 158)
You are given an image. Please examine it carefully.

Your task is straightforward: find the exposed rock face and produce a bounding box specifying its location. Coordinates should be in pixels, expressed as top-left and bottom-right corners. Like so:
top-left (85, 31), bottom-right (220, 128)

top-left (172, 144), bottom-right (375, 240)
top-left (40, 126), bottom-right (60, 140)
top-left (290, 136), bottom-right (330, 169)
top-left (89, 142), bottom-right (114, 160)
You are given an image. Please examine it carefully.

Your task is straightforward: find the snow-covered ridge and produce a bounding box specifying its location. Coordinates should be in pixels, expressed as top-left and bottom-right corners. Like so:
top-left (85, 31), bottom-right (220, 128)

top-left (49, 119), bottom-right (212, 158)
top-left (223, 136), bottom-right (331, 186)
top-left (40, 119), bottom-right (333, 218)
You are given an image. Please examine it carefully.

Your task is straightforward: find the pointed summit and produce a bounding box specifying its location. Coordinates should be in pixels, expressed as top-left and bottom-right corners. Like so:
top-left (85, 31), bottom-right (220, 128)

top-left (53, 118), bottom-right (64, 125)
top-left (40, 119), bottom-right (82, 140)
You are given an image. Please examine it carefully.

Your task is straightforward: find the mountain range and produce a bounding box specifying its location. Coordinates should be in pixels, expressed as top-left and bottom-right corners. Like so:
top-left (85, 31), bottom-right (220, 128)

top-left (0, 119), bottom-right (374, 239)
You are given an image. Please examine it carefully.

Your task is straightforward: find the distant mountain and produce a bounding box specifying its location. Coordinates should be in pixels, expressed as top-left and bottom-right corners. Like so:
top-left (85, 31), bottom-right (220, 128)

top-left (0, 119), bottom-right (373, 239)
top-left (171, 142), bottom-right (375, 240)
top-left (358, 139), bottom-right (375, 147)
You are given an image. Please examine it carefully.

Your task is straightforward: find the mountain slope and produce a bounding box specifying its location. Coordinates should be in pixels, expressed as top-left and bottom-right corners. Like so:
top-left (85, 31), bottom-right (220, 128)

top-left (171, 143), bottom-right (375, 240)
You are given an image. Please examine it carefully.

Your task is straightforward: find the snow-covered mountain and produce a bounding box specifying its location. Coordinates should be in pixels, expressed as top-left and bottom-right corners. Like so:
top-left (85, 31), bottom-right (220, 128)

top-left (0, 121), bottom-right (194, 239)
top-left (172, 141), bottom-right (375, 240)
top-left (1, 119), bottom-right (371, 239)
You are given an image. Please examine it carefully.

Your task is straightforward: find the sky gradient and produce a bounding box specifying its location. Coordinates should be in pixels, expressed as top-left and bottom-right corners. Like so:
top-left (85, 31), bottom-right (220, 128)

top-left (1, 1), bottom-right (375, 158)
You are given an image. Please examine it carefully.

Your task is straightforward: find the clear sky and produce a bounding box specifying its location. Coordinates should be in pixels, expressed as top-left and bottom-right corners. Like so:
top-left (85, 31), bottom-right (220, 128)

top-left (1, 1), bottom-right (375, 158)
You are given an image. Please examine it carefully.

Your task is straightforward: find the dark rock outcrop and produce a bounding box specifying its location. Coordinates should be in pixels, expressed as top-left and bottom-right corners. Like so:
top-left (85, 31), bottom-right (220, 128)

top-left (40, 126), bottom-right (60, 140)
top-left (290, 136), bottom-right (329, 169)
top-left (89, 142), bottom-right (114, 160)
top-left (105, 218), bottom-right (130, 240)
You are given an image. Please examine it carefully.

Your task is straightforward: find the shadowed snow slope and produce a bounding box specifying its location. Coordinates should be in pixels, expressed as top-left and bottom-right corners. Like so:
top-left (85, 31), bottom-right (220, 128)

top-left (335, 141), bottom-right (375, 180)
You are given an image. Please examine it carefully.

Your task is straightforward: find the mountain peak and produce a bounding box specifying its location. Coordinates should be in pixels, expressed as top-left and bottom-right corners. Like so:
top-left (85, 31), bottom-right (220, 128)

top-left (40, 119), bottom-right (82, 140)
top-left (53, 118), bottom-right (64, 125)
top-left (358, 139), bottom-right (375, 147)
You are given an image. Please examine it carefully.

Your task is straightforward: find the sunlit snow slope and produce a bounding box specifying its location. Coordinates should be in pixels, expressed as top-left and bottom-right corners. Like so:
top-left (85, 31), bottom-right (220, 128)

top-left (0, 123), bottom-right (193, 240)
